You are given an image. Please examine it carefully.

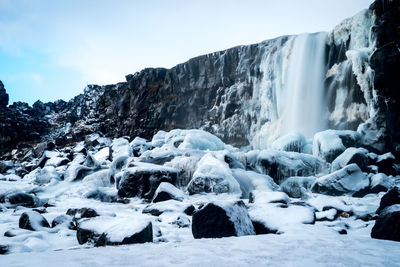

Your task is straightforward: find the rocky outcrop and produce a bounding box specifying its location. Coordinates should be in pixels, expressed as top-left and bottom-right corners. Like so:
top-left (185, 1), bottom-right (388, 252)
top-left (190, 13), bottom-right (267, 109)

top-left (0, 81), bottom-right (9, 108)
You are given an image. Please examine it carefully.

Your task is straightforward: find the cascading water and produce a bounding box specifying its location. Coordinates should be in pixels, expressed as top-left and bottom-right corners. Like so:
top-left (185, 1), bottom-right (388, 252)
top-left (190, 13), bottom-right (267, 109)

top-left (280, 32), bottom-right (328, 138)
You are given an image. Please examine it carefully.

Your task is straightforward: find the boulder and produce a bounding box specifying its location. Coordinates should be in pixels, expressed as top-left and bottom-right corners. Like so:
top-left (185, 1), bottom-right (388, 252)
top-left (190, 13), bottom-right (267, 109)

top-left (77, 216), bottom-right (153, 246)
top-left (371, 204), bottom-right (400, 242)
top-left (187, 154), bottom-right (241, 195)
top-left (117, 164), bottom-right (179, 199)
top-left (376, 186), bottom-right (400, 214)
top-left (331, 147), bottom-right (369, 172)
top-left (311, 164), bottom-right (369, 196)
top-left (353, 173), bottom-right (394, 198)
top-left (280, 176), bottom-right (315, 198)
top-left (66, 207), bottom-right (99, 219)
top-left (271, 132), bottom-right (307, 153)
top-left (19, 211), bottom-right (50, 231)
top-left (4, 192), bottom-right (38, 208)
top-left (313, 130), bottom-right (360, 163)
top-left (152, 182), bottom-right (185, 203)
top-left (35, 166), bottom-right (61, 185)
top-left (248, 203), bottom-right (315, 233)
top-left (130, 137), bottom-right (152, 157)
top-left (376, 152), bottom-right (398, 176)
top-left (51, 215), bottom-right (74, 229)
top-left (192, 200), bottom-right (255, 239)
top-left (248, 150), bottom-right (321, 184)
top-left (143, 200), bottom-right (191, 216)
top-left (0, 160), bottom-right (13, 173)
top-left (111, 138), bottom-right (132, 160)
top-left (249, 190), bottom-right (290, 204)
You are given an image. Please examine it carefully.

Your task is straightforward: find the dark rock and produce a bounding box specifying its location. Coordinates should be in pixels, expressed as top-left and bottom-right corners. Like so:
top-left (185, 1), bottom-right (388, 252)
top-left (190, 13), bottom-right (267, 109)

top-left (252, 220), bottom-right (277, 235)
top-left (0, 160), bottom-right (13, 173)
top-left (4, 192), bottom-right (37, 208)
top-left (376, 152), bottom-right (398, 176)
top-left (66, 207), bottom-right (99, 219)
top-left (183, 205), bottom-right (196, 216)
top-left (19, 211), bottom-right (50, 231)
top-left (192, 200), bottom-right (255, 239)
top-left (118, 166), bottom-right (178, 200)
top-left (0, 244), bottom-right (9, 255)
top-left (371, 204), bottom-right (400, 242)
top-left (376, 186), bottom-right (400, 214)
top-left (0, 80), bottom-right (9, 108)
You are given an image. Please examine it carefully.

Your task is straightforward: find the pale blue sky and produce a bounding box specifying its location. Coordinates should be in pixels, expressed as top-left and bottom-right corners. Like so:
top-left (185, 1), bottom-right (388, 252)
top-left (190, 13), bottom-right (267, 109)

top-left (0, 0), bottom-right (373, 105)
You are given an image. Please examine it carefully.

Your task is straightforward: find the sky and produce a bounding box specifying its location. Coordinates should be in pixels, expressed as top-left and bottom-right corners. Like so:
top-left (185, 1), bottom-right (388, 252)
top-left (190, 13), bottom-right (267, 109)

top-left (0, 0), bottom-right (373, 105)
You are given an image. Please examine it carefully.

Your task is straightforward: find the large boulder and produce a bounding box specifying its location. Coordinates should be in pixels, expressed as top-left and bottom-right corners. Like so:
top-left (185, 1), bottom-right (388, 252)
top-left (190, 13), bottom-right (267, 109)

top-left (376, 152), bottom-right (398, 176)
top-left (117, 163), bottom-right (179, 199)
top-left (77, 216), bottom-right (153, 246)
top-left (331, 147), bottom-right (369, 172)
top-left (4, 192), bottom-right (38, 208)
top-left (313, 130), bottom-right (360, 163)
top-left (247, 150), bottom-right (321, 184)
top-left (371, 204), bottom-right (400, 242)
top-left (152, 182), bottom-right (185, 203)
top-left (353, 173), bottom-right (394, 198)
top-left (271, 132), bottom-right (307, 153)
top-left (19, 211), bottom-right (50, 231)
top-left (187, 154), bottom-right (241, 195)
top-left (376, 186), bottom-right (400, 214)
top-left (311, 164), bottom-right (369, 196)
top-left (192, 200), bottom-right (255, 239)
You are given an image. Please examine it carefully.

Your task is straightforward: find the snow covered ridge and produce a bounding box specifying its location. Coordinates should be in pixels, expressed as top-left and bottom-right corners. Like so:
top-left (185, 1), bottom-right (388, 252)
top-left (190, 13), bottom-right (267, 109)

top-left (0, 128), bottom-right (399, 264)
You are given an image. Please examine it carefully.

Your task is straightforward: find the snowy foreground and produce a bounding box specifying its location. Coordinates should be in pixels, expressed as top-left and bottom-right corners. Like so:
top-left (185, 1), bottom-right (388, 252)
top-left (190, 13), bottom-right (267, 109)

top-left (1, 224), bottom-right (400, 267)
top-left (1, 129), bottom-right (400, 266)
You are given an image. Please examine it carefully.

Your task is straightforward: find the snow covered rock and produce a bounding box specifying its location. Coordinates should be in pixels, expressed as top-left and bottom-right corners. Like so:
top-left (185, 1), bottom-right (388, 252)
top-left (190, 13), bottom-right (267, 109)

top-left (94, 147), bottom-right (111, 163)
top-left (130, 137), bottom-right (152, 157)
top-left (44, 156), bottom-right (70, 167)
top-left (66, 208), bottom-right (99, 219)
top-left (231, 169), bottom-right (279, 198)
top-left (280, 176), bottom-right (315, 198)
top-left (0, 160), bottom-right (13, 173)
top-left (187, 154), bottom-right (241, 195)
top-left (143, 199), bottom-right (192, 216)
top-left (117, 164), bottom-right (179, 199)
top-left (176, 129), bottom-right (225, 151)
top-left (376, 186), bottom-right (400, 214)
top-left (311, 164), bottom-right (369, 196)
top-left (331, 147), bottom-right (369, 172)
top-left (4, 192), bottom-right (38, 208)
top-left (248, 203), bottom-right (315, 233)
top-left (34, 166), bottom-right (60, 185)
top-left (249, 191), bottom-right (290, 205)
top-left (192, 200), bottom-right (255, 239)
top-left (111, 138), bottom-right (132, 160)
top-left (51, 215), bottom-right (74, 229)
top-left (313, 130), bottom-right (360, 163)
top-left (152, 182), bottom-right (185, 203)
top-left (19, 211), bottom-right (50, 231)
top-left (77, 216), bottom-right (153, 246)
top-left (249, 150), bottom-right (321, 184)
top-left (371, 204), bottom-right (400, 242)
top-left (353, 173), bottom-right (394, 197)
top-left (271, 132), bottom-right (307, 153)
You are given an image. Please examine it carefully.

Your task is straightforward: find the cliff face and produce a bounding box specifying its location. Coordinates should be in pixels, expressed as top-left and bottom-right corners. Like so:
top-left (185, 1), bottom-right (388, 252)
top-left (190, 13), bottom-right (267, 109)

top-left (1, 0), bottom-right (399, 156)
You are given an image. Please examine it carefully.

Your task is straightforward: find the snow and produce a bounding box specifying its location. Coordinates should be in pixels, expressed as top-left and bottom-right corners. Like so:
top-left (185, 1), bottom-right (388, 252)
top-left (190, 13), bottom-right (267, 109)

top-left (94, 147), bottom-right (111, 163)
top-left (177, 130), bottom-right (225, 151)
top-left (248, 203), bottom-right (315, 231)
top-left (250, 190), bottom-right (289, 204)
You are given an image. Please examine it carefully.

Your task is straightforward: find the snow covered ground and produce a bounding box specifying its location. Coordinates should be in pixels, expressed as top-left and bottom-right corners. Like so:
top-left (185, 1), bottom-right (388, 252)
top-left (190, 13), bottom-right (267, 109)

top-left (1, 223), bottom-right (399, 267)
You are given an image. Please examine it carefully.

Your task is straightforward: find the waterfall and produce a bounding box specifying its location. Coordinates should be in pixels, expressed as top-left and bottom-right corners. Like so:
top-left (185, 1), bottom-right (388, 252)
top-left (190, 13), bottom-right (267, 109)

top-left (280, 32), bottom-right (328, 138)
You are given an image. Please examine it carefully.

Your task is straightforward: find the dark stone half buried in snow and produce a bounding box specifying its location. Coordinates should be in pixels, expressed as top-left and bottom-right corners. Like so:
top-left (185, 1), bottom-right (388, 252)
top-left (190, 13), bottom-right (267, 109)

top-left (19, 211), bottom-right (50, 231)
top-left (66, 207), bottom-right (99, 219)
top-left (376, 186), bottom-right (400, 214)
top-left (191, 200), bottom-right (255, 239)
top-left (371, 204), bottom-right (400, 242)
top-left (331, 147), bottom-right (369, 172)
top-left (76, 216), bottom-right (153, 246)
top-left (117, 164), bottom-right (179, 199)
top-left (280, 176), bottom-right (315, 198)
top-left (4, 192), bottom-right (38, 208)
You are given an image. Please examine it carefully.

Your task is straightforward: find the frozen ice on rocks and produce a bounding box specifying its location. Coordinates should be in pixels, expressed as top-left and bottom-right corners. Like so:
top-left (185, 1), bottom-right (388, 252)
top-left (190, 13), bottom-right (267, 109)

top-left (331, 147), bottom-right (369, 172)
top-left (177, 129), bottom-right (225, 151)
top-left (271, 132), bottom-right (307, 153)
top-left (94, 147), bottom-right (111, 163)
top-left (187, 153), bottom-right (241, 195)
top-left (152, 182), bottom-right (185, 203)
top-left (130, 137), bottom-right (152, 157)
top-left (151, 130), bottom-right (167, 148)
top-left (312, 164), bottom-right (369, 196)
top-left (231, 169), bottom-right (278, 198)
top-left (111, 138), bottom-right (132, 159)
top-left (35, 166), bottom-right (61, 185)
top-left (280, 176), bottom-right (315, 198)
